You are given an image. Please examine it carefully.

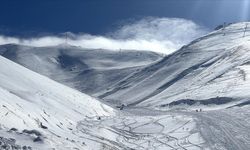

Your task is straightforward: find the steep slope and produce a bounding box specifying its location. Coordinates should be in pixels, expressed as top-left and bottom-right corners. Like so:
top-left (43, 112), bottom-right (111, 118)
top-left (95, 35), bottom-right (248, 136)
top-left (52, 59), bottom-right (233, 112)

top-left (0, 55), bottom-right (206, 150)
top-left (100, 22), bottom-right (250, 108)
top-left (0, 45), bottom-right (162, 95)
top-left (0, 55), bottom-right (114, 149)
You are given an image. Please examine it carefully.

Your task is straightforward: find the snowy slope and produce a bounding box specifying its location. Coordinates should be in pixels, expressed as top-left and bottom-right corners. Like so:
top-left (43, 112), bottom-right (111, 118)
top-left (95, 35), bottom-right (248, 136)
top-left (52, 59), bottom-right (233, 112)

top-left (0, 55), bottom-right (114, 149)
top-left (0, 55), bottom-right (206, 150)
top-left (100, 22), bottom-right (250, 109)
top-left (1, 23), bottom-right (250, 150)
top-left (0, 44), bottom-right (162, 95)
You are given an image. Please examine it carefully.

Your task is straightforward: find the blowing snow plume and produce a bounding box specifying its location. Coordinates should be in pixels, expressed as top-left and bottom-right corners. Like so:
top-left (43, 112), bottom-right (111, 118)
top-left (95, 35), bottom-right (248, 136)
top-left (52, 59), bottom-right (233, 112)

top-left (0, 18), bottom-right (208, 54)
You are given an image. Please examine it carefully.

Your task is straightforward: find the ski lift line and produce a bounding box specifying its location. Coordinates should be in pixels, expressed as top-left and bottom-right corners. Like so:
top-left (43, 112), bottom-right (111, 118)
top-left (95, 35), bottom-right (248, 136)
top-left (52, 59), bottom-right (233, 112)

top-left (221, 23), bottom-right (250, 37)
top-left (221, 30), bottom-right (250, 37)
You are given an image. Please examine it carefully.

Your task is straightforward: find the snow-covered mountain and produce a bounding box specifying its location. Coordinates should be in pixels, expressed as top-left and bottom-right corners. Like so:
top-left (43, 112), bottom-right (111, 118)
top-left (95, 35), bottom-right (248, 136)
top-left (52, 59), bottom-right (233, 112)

top-left (99, 22), bottom-right (250, 109)
top-left (1, 23), bottom-right (250, 110)
top-left (0, 55), bottom-right (114, 149)
top-left (0, 54), bottom-right (206, 150)
top-left (1, 22), bottom-right (250, 150)
top-left (0, 45), bottom-right (162, 95)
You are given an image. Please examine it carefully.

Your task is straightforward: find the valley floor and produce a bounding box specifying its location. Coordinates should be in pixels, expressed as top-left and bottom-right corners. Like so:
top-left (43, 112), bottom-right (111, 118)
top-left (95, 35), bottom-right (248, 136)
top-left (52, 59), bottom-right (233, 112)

top-left (76, 108), bottom-right (205, 150)
top-left (1, 106), bottom-right (250, 149)
top-left (190, 107), bottom-right (250, 150)
top-left (74, 106), bottom-right (250, 150)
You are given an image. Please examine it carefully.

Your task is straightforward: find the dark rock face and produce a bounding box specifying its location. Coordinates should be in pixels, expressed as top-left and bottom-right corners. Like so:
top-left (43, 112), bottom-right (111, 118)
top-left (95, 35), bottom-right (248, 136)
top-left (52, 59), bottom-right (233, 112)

top-left (161, 97), bottom-right (235, 107)
top-left (0, 136), bottom-right (32, 150)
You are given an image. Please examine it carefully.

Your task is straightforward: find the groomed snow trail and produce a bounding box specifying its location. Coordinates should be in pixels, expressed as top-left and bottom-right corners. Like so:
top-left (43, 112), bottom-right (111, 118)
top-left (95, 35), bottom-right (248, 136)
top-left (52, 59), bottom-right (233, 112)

top-left (186, 108), bottom-right (250, 150)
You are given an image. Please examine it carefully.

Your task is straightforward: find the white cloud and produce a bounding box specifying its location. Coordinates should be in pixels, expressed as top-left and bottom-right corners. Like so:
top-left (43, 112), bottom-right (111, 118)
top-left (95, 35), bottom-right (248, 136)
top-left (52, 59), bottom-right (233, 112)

top-left (0, 17), bottom-right (208, 54)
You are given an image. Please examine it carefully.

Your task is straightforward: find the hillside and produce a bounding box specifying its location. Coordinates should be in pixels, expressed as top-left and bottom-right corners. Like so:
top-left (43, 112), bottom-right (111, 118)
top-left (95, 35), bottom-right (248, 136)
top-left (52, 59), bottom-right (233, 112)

top-left (0, 45), bottom-right (162, 95)
top-left (1, 22), bottom-right (250, 150)
top-left (0, 55), bottom-right (114, 149)
top-left (99, 22), bottom-right (250, 109)
top-left (0, 55), bottom-right (207, 150)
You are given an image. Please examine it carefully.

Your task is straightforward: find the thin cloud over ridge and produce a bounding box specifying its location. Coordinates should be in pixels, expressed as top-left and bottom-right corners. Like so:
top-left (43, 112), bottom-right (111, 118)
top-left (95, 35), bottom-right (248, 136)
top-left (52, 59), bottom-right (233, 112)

top-left (0, 17), bottom-right (208, 54)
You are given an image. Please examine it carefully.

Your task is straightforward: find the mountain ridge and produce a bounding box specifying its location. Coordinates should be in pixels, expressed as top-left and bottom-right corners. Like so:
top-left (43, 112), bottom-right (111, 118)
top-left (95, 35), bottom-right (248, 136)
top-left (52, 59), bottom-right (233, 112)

top-left (99, 22), bottom-right (250, 109)
top-left (0, 44), bottom-right (163, 95)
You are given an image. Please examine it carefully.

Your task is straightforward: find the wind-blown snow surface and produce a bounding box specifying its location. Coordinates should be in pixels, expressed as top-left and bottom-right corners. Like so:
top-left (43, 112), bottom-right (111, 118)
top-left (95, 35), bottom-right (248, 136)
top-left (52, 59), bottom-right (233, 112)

top-left (0, 54), bottom-right (204, 150)
top-left (0, 45), bottom-right (162, 95)
top-left (0, 55), bottom-right (115, 149)
top-left (100, 22), bottom-right (250, 109)
top-left (1, 22), bottom-right (250, 150)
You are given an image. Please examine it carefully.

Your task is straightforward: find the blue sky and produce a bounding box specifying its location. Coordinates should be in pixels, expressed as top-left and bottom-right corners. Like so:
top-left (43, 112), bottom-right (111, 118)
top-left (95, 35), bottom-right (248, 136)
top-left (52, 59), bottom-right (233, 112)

top-left (0, 0), bottom-right (249, 36)
top-left (0, 0), bottom-right (249, 53)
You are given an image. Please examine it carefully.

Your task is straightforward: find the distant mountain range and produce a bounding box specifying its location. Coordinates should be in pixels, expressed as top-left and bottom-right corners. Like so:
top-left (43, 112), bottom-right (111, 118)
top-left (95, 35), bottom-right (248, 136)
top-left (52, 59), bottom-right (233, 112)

top-left (0, 44), bottom-right (162, 95)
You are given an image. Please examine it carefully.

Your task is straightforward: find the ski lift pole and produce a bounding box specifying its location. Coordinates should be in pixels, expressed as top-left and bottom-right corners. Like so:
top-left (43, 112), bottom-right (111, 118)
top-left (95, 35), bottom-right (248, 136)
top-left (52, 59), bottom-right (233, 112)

top-left (65, 32), bottom-right (68, 45)
top-left (243, 23), bottom-right (248, 37)
top-left (66, 33), bottom-right (68, 44)
top-left (222, 22), bottom-right (226, 36)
